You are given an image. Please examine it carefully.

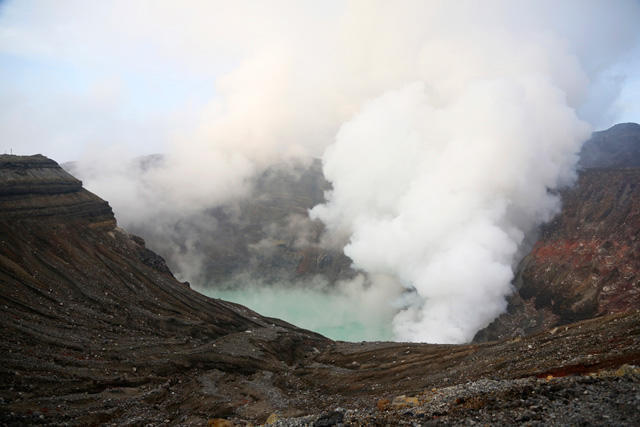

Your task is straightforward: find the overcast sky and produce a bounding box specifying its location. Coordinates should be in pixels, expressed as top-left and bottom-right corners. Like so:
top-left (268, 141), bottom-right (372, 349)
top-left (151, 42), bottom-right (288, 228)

top-left (1, 1), bottom-right (639, 162)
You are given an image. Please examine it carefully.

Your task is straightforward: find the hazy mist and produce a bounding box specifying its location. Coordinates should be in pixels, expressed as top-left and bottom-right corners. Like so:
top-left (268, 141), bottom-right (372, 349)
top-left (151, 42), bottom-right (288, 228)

top-left (3, 0), bottom-right (640, 342)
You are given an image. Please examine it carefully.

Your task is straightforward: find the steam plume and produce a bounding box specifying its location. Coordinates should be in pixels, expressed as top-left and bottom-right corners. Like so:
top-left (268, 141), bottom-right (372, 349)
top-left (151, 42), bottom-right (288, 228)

top-left (311, 2), bottom-right (639, 342)
top-left (4, 1), bottom-right (639, 342)
top-left (311, 81), bottom-right (589, 342)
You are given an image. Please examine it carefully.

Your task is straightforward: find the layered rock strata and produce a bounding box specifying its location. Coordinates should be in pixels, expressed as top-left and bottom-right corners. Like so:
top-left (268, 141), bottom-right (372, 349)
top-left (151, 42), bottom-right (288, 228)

top-left (1, 154), bottom-right (638, 425)
top-left (0, 154), bottom-right (114, 226)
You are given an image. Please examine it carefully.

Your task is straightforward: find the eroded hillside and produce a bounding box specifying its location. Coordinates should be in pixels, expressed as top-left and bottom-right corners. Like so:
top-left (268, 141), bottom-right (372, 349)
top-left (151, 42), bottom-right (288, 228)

top-left (1, 153), bottom-right (640, 425)
top-left (476, 123), bottom-right (640, 341)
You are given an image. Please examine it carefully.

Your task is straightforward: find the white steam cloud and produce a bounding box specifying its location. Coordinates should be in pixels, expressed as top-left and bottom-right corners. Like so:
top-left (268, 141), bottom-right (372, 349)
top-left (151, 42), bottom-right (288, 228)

top-left (311, 80), bottom-right (589, 342)
top-left (309, 2), bottom-right (638, 343)
top-left (3, 1), bottom-right (640, 342)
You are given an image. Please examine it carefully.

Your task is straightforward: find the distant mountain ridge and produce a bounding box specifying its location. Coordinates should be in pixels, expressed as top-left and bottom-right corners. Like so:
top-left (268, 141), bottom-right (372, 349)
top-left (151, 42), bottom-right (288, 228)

top-left (579, 122), bottom-right (640, 169)
top-left (64, 157), bottom-right (355, 287)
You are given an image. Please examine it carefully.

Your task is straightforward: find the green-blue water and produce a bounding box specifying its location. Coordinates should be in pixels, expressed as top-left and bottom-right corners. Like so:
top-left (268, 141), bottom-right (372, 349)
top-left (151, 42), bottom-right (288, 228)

top-left (199, 285), bottom-right (394, 341)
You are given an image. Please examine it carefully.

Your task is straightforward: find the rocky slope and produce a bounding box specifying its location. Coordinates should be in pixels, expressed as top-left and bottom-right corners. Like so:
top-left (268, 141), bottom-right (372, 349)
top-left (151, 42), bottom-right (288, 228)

top-left (1, 154), bottom-right (640, 425)
top-left (0, 155), bottom-right (328, 424)
top-left (475, 123), bottom-right (640, 341)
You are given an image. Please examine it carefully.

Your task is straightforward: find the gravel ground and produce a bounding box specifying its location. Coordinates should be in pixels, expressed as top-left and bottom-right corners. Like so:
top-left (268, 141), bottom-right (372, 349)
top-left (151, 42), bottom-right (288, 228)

top-left (268, 366), bottom-right (640, 426)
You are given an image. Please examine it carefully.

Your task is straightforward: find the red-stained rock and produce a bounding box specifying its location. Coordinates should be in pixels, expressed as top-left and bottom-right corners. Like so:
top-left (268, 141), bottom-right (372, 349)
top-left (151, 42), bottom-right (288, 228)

top-left (476, 124), bottom-right (640, 342)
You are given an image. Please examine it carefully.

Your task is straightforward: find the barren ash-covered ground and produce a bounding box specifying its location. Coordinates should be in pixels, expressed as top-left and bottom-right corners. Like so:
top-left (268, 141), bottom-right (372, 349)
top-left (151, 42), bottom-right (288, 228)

top-left (0, 122), bottom-right (639, 426)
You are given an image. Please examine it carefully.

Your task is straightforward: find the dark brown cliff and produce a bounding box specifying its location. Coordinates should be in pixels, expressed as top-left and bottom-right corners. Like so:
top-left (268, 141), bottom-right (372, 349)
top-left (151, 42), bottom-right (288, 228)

top-left (476, 124), bottom-right (640, 342)
top-left (0, 154), bottom-right (114, 226)
top-left (0, 155), bottom-right (329, 424)
top-left (1, 154), bottom-right (639, 426)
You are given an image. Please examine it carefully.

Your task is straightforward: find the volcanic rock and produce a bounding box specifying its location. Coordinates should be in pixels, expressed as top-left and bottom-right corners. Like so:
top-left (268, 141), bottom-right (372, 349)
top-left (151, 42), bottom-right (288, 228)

top-left (1, 153), bottom-right (639, 425)
top-left (0, 155), bottom-right (328, 424)
top-left (579, 122), bottom-right (640, 169)
top-left (0, 154), bottom-right (114, 225)
top-left (475, 123), bottom-right (640, 342)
